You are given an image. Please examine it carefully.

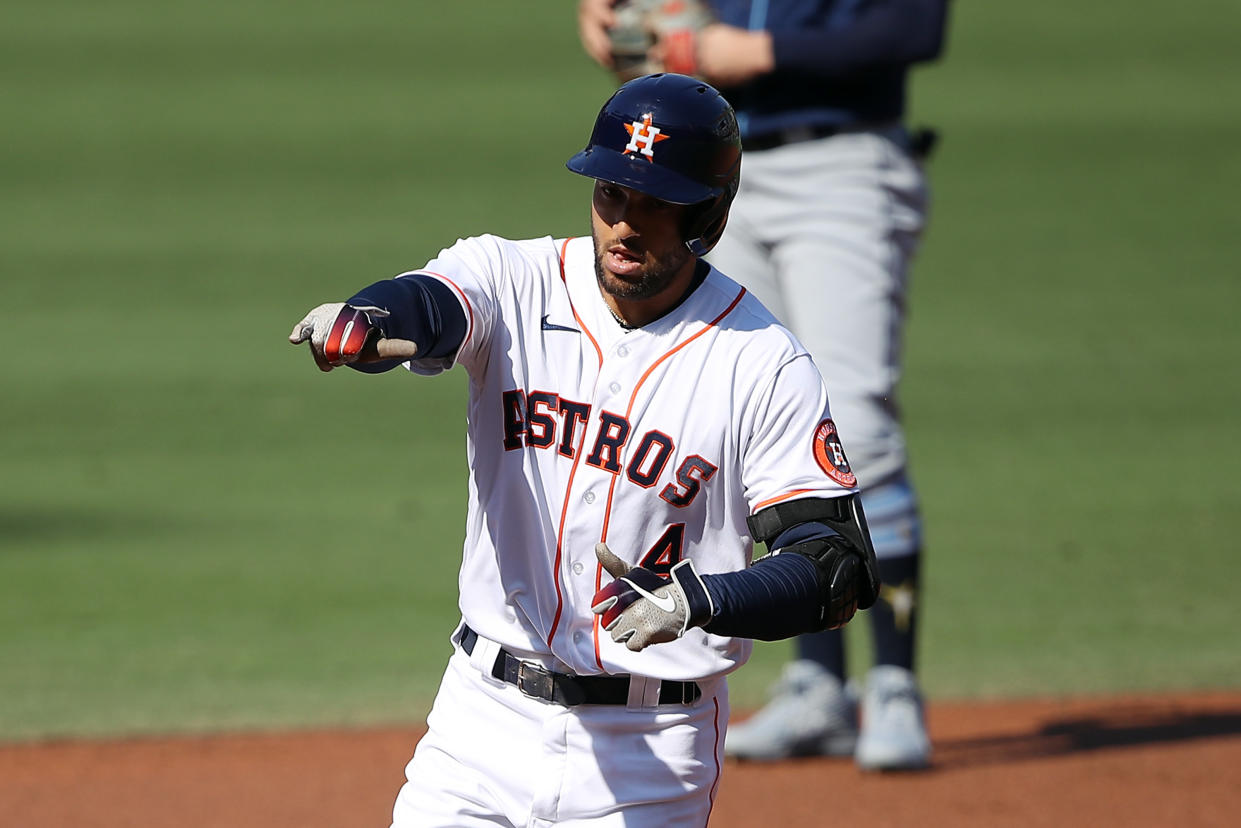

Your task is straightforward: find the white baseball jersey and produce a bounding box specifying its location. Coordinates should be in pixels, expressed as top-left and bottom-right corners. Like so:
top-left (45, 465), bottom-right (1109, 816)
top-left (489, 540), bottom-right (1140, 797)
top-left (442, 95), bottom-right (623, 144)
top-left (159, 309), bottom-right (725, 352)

top-left (401, 233), bottom-right (857, 683)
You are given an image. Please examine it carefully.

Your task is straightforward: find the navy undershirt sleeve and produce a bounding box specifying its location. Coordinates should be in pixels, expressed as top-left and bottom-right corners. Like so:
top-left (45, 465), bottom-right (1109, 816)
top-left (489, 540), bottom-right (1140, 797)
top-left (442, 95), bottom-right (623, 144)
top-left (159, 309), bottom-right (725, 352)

top-left (345, 275), bottom-right (467, 373)
top-left (700, 522), bottom-right (840, 640)
top-left (770, 0), bottom-right (948, 76)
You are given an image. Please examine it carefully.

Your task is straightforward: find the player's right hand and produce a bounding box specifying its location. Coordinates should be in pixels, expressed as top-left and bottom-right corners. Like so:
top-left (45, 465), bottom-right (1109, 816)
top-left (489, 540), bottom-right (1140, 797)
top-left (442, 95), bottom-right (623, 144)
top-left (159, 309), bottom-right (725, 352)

top-left (289, 302), bottom-right (390, 372)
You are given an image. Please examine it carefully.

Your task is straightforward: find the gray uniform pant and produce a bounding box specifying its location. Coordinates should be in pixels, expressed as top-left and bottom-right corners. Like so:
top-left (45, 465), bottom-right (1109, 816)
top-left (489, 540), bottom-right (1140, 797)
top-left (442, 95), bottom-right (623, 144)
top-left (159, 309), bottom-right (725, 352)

top-left (709, 127), bottom-right (928, 559)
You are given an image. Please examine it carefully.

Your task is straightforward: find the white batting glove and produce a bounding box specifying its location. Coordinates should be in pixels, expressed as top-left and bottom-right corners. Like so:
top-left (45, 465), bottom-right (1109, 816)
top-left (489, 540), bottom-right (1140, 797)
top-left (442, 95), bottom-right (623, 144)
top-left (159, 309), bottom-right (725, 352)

top-left (591, 542), bottom-right (714, 651)
top-left (289, 303), bottom-right (390, 372)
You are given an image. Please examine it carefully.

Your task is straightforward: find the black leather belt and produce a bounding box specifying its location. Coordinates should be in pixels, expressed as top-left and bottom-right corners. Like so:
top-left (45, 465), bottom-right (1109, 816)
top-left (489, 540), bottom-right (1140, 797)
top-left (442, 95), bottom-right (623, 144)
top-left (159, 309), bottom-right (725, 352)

top-left (743, 123), bottom-right (843, 152)
top-left (458, 625), bottom-right (701, 707)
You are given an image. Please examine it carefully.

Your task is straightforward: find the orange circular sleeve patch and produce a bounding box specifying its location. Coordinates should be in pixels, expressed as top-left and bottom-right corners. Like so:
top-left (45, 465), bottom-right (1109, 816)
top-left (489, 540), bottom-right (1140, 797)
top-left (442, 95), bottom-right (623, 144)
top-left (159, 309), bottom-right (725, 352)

top-left (813, 419), bottom-right (857, 488)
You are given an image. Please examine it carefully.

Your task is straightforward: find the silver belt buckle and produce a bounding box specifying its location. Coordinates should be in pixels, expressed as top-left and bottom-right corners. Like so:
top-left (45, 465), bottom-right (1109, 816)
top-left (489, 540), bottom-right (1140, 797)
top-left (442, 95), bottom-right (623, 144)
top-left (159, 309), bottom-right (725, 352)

top-left (516, 661), bottom-right (554, 701)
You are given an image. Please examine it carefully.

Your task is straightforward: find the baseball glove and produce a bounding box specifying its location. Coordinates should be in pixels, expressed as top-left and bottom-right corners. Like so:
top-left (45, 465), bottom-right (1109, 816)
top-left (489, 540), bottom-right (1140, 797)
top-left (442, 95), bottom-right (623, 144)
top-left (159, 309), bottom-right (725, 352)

top-left (609, 0), bottom-right (714, 82)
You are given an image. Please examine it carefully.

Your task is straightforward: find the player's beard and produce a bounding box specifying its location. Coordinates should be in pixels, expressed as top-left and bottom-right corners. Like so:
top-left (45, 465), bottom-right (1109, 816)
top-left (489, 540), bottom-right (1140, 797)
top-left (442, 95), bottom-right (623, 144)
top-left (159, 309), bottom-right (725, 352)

top-left (591, 227), bottom-right (692, 302)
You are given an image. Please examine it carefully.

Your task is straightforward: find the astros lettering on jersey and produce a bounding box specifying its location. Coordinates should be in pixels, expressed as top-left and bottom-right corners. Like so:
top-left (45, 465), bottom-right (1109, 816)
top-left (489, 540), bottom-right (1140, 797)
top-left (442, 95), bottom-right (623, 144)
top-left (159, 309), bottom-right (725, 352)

top-left (399, 232), bottom-right (856, 683)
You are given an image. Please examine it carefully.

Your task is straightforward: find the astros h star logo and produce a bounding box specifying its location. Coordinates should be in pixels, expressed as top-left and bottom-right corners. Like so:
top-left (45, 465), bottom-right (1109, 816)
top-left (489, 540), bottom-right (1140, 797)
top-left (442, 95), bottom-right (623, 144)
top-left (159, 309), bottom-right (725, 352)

top-left (623, 114), bottom-right (670, 161)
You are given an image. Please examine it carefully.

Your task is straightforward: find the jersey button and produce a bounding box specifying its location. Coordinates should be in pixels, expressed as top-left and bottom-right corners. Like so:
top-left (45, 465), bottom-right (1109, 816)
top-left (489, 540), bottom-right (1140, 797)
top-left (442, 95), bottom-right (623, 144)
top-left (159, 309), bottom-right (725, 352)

top-left (583, 491), bottom-right (596, 504)
top-left (572, 562), bottom-right (584, 575)
top-left (609, 382), bottom-right (621, 393)
top-left (617, 345), bottom-right (629, 357)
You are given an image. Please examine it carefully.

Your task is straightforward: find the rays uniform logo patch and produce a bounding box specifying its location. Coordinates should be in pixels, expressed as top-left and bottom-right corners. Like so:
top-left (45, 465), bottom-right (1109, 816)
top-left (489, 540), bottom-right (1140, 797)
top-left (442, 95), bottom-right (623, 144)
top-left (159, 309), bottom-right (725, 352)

top-left (812, 419), bottom-right (857, 489)
top-left (624, 114), bottom-right (670, 161)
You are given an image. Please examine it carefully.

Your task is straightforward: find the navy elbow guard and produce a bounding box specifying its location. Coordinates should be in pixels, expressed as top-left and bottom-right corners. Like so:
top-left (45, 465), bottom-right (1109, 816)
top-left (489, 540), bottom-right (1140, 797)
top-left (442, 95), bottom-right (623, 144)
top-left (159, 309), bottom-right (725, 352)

top-left (773, 531), bottom-right (870, 630)
top-left (747, 495), bottom-right (882, 629)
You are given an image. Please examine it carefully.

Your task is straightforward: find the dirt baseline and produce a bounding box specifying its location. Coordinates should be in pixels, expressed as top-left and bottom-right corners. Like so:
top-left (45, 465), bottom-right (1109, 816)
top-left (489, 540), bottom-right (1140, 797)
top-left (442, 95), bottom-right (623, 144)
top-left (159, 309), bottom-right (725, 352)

top-left (3, 691), bottom-right (1240, 827)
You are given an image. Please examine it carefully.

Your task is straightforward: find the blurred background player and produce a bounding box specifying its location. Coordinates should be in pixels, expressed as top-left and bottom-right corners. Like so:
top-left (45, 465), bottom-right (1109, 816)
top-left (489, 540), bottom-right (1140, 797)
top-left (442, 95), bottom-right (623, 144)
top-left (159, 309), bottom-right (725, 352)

top-left (578, 0), bottom-right (951, 770)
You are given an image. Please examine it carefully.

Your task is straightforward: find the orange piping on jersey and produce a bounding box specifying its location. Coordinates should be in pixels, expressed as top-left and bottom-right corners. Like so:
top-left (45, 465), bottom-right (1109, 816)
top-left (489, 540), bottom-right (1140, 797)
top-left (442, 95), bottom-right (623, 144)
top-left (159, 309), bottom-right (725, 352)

top-left (614, 286), bottom-right (748, 517)
top-left (752, 488), bottom-right (846, 512)
top-left (548, 238), bottom-right (605, 650)
top-left (706, 695), bottom-right (723, 822)
top-left (556, 235), bottom-right (614, 665)
top-left (558, 237), bottom-right (571, 279)
top-left (415, 270), bottom-right (476, 347)
top-left (592, 285), bottom-right (749, 669)
top-left (548, 429), bottom-right (593, 647)
top-left (558, 237), bottom-right (604, 365)
top-left (628, 287), bottom-right (747, 410)
top-left (592, 544), bottom-right (606, 665)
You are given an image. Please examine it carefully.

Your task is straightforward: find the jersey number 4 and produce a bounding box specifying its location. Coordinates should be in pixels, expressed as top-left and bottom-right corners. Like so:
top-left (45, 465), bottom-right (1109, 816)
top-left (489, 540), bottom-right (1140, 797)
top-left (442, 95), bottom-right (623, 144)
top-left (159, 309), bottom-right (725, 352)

top-left (639, 524), bottom-right (685, 575)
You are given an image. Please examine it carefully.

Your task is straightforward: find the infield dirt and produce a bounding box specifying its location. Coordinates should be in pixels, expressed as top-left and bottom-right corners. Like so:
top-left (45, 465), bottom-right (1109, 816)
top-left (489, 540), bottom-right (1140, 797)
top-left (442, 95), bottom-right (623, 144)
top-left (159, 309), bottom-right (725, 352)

top-left (3, 690), bottom-right (1239, 827)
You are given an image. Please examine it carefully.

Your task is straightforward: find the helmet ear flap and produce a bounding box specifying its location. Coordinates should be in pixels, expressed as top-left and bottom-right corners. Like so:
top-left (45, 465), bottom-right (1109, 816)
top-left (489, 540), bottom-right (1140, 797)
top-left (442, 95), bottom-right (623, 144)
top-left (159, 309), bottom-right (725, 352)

top-left (683, 192), bottom-right (734, 256)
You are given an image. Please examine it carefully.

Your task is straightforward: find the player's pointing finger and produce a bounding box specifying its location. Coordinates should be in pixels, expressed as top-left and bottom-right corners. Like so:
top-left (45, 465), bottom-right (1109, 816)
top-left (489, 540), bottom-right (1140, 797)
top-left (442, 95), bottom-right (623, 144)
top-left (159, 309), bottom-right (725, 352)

top-left (289, 317), bottom-right (313, 344)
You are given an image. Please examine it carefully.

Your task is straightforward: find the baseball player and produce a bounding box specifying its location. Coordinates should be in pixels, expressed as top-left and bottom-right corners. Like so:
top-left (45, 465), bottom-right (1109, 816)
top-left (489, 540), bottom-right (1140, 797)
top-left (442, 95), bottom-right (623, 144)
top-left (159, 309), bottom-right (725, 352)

top-left (579, 0), bottom-right (949, 770)
top-left (290, 74), bottom-right (879, 826)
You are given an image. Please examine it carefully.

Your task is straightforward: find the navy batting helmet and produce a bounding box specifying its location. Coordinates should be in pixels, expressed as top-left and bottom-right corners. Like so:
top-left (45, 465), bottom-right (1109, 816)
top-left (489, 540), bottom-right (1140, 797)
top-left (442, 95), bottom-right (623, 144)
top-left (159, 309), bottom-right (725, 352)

top-left (566, 73), bottom-right (741, 256)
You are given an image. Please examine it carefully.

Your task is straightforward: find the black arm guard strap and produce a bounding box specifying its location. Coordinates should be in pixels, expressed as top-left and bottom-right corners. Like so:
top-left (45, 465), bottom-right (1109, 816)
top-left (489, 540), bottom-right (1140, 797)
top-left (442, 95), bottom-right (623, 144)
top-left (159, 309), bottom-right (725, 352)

top-left (747, 494), bottom-right (881, 612)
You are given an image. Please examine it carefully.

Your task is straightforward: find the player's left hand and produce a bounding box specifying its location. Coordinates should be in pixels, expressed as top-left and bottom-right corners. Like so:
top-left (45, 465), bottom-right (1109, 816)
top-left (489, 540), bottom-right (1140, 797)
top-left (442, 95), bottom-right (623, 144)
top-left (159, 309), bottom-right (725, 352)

top-left (591, 542), bottom-right (714, 651)
top-left (289, 303), bottom-right (417, 372)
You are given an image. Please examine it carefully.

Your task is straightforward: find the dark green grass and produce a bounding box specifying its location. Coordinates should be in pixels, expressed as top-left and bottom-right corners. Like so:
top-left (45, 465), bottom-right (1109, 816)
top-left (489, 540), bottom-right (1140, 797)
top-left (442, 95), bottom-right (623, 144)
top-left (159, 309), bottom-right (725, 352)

top-left (3, 1), bottom-right (1239, 741)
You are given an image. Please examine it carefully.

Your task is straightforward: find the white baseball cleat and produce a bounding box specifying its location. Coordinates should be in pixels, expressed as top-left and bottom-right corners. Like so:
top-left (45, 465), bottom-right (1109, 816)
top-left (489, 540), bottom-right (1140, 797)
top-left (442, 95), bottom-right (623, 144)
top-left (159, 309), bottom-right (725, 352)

top-left (724, 660), bottom-right (858, 760)
top-left (855, 665), bottom-right (932, 771)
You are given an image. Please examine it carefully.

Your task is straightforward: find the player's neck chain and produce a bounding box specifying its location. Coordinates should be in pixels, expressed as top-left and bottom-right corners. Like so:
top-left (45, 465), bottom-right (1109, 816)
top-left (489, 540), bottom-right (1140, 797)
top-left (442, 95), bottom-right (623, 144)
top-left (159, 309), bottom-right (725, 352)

top-left (607, 303), bottom-right (639, 330)
top-left (603, 261), bottom-right (711, 331)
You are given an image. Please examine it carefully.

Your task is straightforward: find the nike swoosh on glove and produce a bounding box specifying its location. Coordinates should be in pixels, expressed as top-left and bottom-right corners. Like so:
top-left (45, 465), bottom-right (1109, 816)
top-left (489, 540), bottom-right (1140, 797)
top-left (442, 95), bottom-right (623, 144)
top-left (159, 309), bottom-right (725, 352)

top-left (590, 542), bottom-right (714, 651)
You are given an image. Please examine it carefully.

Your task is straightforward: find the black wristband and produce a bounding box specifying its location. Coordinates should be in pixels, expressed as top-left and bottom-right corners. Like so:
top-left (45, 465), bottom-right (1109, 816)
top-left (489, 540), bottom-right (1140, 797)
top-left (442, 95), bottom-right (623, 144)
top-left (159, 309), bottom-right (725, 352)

top-left (669, 559), bottom-right (714, 629)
